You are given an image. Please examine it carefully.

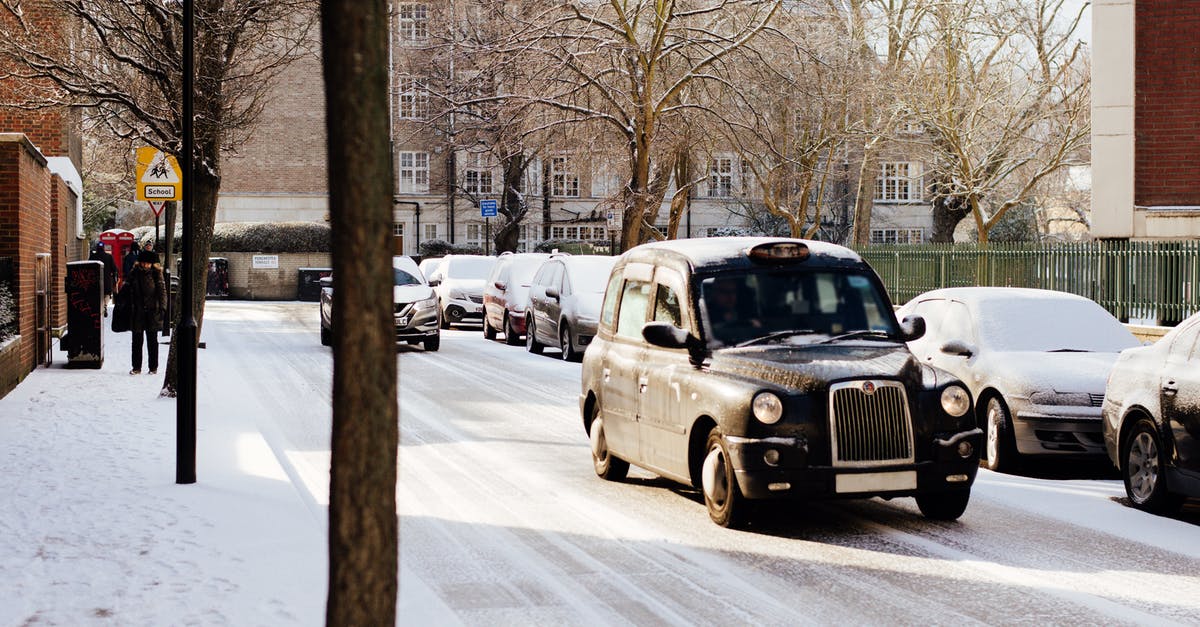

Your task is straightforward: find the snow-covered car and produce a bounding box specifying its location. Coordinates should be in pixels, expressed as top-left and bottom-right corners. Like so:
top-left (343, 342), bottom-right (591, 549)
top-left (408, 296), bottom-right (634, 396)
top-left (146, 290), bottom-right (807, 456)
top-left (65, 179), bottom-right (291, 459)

top-left (897, 288), bottom-right (1140, 473)
top-left (482, 252), bottom-right (549, 346)
top-left (319, 255), bottom-right (441, 351)
top-left (427, 254), bottom-right (495, 328)
top-left (526, 254), bottom-right (617, 361)
top-left (1102, 310), bottom-right (1200, 513)
top-left (580, 237), bottom-right (982, 528)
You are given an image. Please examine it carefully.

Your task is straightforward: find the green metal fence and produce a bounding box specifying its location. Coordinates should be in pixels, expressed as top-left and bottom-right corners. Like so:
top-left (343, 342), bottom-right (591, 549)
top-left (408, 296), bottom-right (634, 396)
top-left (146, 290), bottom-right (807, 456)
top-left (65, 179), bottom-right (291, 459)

top-left (856, 241), bottom-right (1200, 326)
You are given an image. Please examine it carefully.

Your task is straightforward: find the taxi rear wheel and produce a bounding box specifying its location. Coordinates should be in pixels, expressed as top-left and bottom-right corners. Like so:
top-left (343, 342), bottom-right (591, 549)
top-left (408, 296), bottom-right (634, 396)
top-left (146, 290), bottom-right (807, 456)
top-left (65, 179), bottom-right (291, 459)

top-left (702, 428), bottom-right (747, 528)
top-left (915, 490), bottom-right (971, 521)
top-left (589, 410), bottom-right (628, 481)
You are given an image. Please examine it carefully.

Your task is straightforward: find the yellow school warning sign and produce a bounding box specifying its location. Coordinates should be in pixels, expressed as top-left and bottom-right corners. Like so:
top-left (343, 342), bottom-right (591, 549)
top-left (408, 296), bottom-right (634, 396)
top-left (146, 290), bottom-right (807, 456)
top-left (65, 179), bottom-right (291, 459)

top-left (135, 146), bottom-right (182, 202)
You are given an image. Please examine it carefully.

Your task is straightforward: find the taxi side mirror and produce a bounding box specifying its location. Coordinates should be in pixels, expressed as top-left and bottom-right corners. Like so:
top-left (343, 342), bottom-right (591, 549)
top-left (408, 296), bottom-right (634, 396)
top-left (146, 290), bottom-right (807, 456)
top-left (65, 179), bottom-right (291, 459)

top-left (899, 315), bottom-right (926, 342)
top-left (642, 321), bottom-right (691, 349)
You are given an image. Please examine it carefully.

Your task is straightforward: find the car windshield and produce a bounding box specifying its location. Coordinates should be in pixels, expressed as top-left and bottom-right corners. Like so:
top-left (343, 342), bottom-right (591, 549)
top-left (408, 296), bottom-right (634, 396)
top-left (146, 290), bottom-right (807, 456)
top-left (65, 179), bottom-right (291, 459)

top-left (445, 257), bottom-right (493, 280)
top-left (700, 269), bottom-right (898, 348)
top-left (394, 268), bottom-right (423, 286)
top-left (975, 297), bottom-right (1139, 352)
top-left (510, 257), bottom-right (547, 286)
top-left (566, 257), bottom-right (617, 293)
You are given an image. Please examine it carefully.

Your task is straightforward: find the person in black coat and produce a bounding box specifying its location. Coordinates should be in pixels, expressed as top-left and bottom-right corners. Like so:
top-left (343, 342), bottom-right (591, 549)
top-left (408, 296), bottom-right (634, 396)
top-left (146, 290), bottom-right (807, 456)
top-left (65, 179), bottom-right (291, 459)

top-left (89, 242), bottom-right (117, 313)
top-left (121, 241), bottom-right (141, 285)
top-left (125, 249), bottom-right (166, 375)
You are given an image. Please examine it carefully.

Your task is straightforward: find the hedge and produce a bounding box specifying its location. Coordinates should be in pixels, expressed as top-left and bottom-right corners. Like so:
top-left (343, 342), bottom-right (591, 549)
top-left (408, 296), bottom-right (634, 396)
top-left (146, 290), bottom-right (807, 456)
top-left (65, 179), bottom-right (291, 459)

top-left (131, 221), bottom-right (332, 253)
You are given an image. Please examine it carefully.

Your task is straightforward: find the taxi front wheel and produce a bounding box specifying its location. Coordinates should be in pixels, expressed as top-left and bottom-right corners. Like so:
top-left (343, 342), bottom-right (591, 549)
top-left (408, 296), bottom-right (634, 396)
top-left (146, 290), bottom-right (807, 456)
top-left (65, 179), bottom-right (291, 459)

top-left (702, 428), bottom-right (747, 528)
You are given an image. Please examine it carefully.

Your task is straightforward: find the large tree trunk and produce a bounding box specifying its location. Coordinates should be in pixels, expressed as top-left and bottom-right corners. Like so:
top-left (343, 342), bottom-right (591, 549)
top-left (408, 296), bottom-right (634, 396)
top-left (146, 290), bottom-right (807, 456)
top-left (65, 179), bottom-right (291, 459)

top-left (929, 175), bottom-right (970, 243)
top-left (321, 1), bottom-right (399, 624)
top-left (494, 154), bottom-right (527, 253)
top-left (850, 148), bottom-right (877, 247)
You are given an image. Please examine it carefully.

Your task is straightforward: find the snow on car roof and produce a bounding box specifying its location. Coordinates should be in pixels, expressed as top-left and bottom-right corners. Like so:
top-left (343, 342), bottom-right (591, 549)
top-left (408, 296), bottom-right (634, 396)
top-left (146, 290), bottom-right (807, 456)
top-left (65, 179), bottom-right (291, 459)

top-left (908, 286), bottom-right (1093, 304)
top-left (627, 237), bottom-right (863, 270)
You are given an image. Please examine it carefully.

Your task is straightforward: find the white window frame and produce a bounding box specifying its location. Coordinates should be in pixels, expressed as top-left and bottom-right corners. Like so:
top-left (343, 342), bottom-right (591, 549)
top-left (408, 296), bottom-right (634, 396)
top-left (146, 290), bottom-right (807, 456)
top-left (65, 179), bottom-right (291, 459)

top-left (551, 157), bottom-right (579, 198)
top-left (424, 223), bottom-right (438, 241)
top-left (875, 162), bottom-right (923, 203)
top-left (707, 156), bottom-right (734, 198)
top-left (462, 153), bottom-right (494, 195)
top-left (397, 77), bottom-right (429, 120)
top-left (392, 222), bottom-right (405, 237)
top-left (869, 228), bottom-right (925, 245)
top-left (398, 3), bottom-right (429, 42)
top-left (398, 151), bottom-right (430, 193)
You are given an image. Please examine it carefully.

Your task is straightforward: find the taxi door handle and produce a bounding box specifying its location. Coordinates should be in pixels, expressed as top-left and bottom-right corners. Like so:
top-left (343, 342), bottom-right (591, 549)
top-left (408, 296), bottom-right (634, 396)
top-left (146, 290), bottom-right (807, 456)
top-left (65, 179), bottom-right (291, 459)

top-left (639, 376), bottom-right (648, 393)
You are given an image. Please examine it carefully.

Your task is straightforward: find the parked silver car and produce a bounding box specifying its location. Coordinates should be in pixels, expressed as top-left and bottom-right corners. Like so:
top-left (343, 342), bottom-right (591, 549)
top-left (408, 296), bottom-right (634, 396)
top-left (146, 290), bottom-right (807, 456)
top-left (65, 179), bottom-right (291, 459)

top-left (427, 254), bottom-right (495, 328)
top-left (526, 255), bottom-right (617, 360)
top-left (897, 287), bottom-right (1140, 472)
top-left (1102, 311), bottom-right (1200, 513)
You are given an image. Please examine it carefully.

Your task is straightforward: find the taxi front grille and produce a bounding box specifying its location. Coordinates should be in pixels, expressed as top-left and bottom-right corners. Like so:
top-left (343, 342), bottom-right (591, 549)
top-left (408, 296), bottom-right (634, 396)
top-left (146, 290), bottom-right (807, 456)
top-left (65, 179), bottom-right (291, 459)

top-left (828, 381), bottom-right (914, 467)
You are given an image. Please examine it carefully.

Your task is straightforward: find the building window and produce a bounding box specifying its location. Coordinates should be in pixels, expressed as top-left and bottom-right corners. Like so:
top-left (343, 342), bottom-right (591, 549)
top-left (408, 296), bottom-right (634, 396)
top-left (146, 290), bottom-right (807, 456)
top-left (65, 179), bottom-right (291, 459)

top-left (551, 157), bottom-right (579, 198)
top-left (707, 157), bottom-right (734, 198)
top-left (392, 222), bottom-right (405, 237)
top-left (870, 228), bottom-right (925, 244)
top-left (463, 153), bottom-right (494, 195)
top-left (397, 77), bottom-right (429, 120)
top-left (398, 3), bottom-right (428, 42)
top-left (875, 162), bottom-right (922, 202)
top-left (424, 223), bottom-right (438, 241)
top-left (398, 151), bottom-right (429, 193)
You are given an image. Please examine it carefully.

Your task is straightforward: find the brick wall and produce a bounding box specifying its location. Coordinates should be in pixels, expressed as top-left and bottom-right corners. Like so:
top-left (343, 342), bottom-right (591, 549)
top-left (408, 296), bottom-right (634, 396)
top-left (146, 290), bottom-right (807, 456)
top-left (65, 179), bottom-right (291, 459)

top-left (0, 134), bottom-right (52, 378)
top-left (49, 175), bottom-right (77, 330)
top-left (220, 252), bottom-right (332, 300)
top-left (1134, 1), bottom-right (1200, 207)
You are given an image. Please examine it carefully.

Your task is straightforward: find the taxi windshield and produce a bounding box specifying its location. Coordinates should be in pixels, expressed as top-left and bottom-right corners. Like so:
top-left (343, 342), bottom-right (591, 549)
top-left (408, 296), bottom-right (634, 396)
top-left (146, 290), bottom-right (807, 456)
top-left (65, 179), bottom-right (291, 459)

top-left (700, 269), bottom-right (898, 347)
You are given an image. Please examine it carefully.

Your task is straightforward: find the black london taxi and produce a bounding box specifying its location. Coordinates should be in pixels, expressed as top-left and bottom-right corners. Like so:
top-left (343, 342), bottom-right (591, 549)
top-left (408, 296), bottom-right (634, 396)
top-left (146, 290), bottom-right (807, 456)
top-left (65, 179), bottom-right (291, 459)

top-left (579, 237), bottom-right (982, 527)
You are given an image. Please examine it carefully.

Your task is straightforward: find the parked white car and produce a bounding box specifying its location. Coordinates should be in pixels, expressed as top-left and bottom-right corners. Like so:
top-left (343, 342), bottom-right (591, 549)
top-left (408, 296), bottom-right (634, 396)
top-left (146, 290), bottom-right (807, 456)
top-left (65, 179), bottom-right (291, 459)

top-left (897, 287), bottom-right (1140, 472)
top-left (427, 254), bottom-right (495, 328)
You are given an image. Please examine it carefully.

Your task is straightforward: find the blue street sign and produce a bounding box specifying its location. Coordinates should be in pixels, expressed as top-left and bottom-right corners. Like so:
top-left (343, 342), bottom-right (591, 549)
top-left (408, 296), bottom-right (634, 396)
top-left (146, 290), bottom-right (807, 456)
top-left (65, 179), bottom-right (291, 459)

top-left (480, 199), bottom-right (498, 217)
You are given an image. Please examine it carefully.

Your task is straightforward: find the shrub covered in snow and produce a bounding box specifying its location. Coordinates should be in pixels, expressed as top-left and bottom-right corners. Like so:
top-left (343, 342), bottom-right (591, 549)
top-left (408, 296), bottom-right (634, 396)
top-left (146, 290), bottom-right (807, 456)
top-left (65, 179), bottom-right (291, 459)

top-left (418, 239), bottom-right (483, 257)
top-left (533, 239), bottom-right (608, 255)
top-left (0, 282), bottom-right (15, 342)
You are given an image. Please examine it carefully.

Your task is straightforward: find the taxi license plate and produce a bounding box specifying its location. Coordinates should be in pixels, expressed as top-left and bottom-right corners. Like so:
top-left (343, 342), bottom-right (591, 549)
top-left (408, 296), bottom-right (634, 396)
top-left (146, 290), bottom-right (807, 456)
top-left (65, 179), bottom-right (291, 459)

top-left (396, 316), bottom-right (409, 326)
top-left (835, 471), bottom-right (917, 493)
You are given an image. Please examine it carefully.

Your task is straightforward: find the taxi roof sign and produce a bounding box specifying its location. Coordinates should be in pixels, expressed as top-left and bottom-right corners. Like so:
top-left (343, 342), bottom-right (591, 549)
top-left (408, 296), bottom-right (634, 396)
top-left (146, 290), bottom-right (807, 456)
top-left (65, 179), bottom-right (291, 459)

top-left (136, 146), bottom-right (182, 202)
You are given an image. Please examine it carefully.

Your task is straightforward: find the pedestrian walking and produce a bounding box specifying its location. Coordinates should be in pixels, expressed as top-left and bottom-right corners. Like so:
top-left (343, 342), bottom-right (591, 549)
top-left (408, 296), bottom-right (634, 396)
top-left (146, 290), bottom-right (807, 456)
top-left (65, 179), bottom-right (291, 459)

top-left (89, 242), bottom-right (117, 315)
top-left (121, 241), bottom-right (141, 286)
top-left (125, 249), bottom-right (166, 375)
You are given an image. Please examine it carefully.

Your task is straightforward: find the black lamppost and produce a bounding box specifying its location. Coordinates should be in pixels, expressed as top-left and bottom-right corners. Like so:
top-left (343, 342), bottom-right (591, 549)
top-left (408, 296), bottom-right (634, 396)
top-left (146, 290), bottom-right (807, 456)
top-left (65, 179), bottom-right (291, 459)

top-left (177, 0), bottom-right (197, 485)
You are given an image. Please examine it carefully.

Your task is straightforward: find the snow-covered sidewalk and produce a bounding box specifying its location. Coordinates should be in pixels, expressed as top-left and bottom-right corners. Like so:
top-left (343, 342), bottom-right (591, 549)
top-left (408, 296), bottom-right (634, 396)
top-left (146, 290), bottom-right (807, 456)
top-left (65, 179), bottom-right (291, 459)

top-left (0, 323), bottom-right (326, 625)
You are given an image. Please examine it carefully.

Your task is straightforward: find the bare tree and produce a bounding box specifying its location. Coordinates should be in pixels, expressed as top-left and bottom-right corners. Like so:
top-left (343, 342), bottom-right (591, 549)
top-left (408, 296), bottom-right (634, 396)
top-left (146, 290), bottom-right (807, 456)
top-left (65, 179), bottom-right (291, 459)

top-left (321, 0), bottom-right (398, 622)
top-left (915, 0), bottom-right (1089, 244)
top-left (500, 0), bottom-right (783, 251)
top-left (0, 0), bottom-right (314, 395)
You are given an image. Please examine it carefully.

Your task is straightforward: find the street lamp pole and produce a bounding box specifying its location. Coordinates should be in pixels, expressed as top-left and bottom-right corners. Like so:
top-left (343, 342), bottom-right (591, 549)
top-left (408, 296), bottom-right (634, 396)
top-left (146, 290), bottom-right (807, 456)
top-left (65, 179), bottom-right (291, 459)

top-left (176, 0), bottom-right (197, 484)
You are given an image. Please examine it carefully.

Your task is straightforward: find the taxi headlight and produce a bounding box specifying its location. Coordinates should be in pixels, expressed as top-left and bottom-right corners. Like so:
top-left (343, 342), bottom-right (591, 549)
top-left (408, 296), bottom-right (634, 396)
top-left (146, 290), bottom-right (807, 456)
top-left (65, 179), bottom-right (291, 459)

top-left (940, 385), bottom-right (970, 417)
top-left (752, 392), bottom-right (784, 424)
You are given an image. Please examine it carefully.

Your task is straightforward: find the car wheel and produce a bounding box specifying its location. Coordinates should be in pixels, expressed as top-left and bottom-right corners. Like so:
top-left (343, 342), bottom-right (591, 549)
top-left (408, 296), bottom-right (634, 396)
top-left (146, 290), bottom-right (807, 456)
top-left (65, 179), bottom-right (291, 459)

top-left (526, 317), bottom-right (544, 354)
top-left (320, 323), bottom-right (331, 347)
top-left (983, 396), bottom-right (1018, 473)
top-left (560, 324), bottom-right (578, 362)
top-left (504, 314), bottom-right (523, 346)
top-left (589, 406), bottom-right (628, 481)
top-left (701, 428), bottom-right (747, 528)
top-left (1122, 418), bottom-right (1183, 513)
top-left (483, 315), bottom-right (497, 340)
top-left (423, 334), bottom-right (440, 352)
top-left (915, 490), bottom-right (971, 521)
top-left (439, 310), bottom-right (450, 330)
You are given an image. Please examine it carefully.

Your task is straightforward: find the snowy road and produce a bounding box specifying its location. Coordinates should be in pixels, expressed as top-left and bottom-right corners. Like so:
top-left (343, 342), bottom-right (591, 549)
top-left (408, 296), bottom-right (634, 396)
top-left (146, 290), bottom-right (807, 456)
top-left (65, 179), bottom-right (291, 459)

top-left (205, 301), bottom-right (1200, 625)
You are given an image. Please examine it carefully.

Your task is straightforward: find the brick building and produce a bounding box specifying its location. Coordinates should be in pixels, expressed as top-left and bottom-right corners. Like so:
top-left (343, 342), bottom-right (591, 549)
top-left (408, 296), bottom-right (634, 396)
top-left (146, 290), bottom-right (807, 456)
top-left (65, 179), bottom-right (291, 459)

top-left (0, 3), bottom-right (86, 395)
top-left (1093, 0), bottom-right (1200, 239)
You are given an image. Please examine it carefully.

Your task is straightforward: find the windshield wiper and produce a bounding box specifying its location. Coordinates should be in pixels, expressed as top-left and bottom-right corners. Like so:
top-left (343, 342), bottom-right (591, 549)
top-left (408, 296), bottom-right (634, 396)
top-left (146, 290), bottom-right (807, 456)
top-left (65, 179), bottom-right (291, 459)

top-left (815, 330), bottom-right (898, 345)
top-left (735, 329), bottom-right (819, 348)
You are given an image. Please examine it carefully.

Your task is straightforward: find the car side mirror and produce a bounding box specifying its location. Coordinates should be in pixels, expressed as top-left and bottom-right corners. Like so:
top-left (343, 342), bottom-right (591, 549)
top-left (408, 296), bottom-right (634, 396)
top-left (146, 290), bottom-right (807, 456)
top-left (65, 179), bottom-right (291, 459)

top-left (940, 339), bottom-right (975, 358)
top-left (545, 286), bottom-right (560, 300)
top-left (319, 276), bottom-right (332, 288)
top-left (428, 278), bottom-right (441, 287)
top-left (642, 321), bottom-right (694, 350)
top-left (899, 315), bottom-right (926, 342)
top-left (494, 280), bottom-right (507, 291)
